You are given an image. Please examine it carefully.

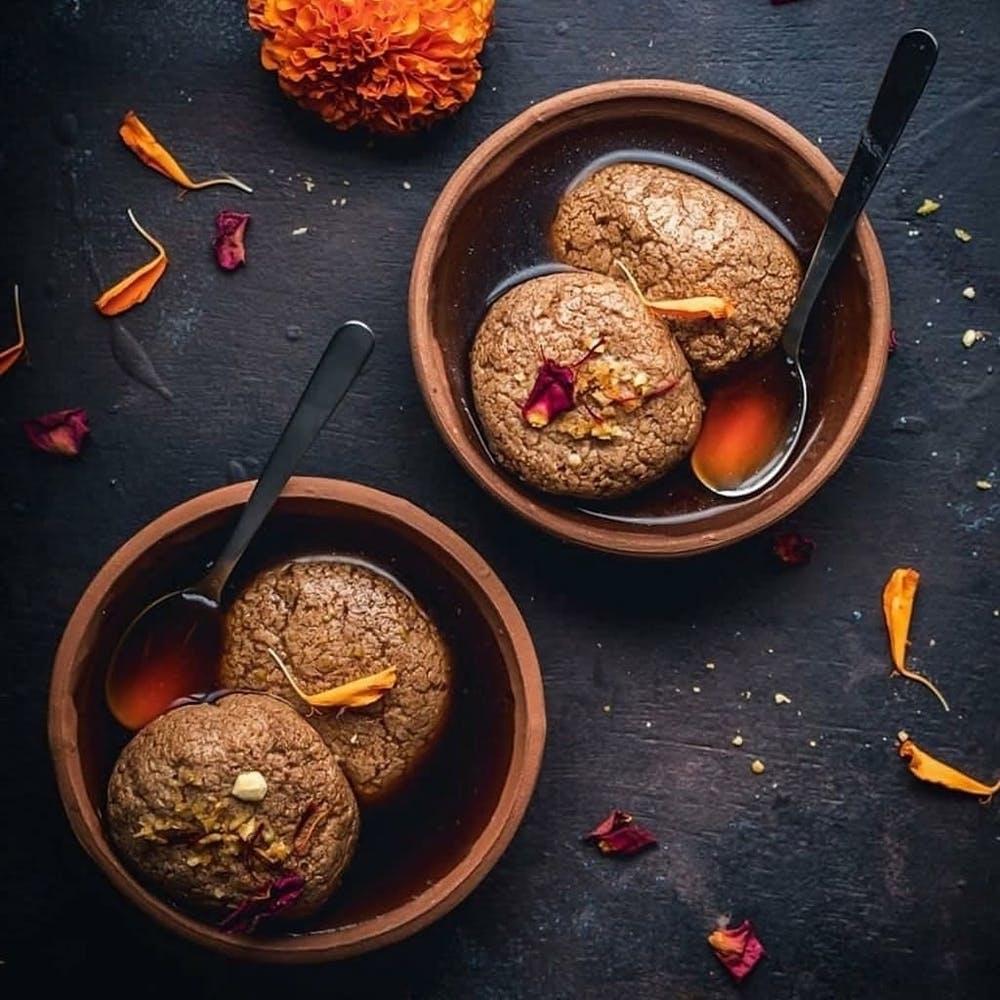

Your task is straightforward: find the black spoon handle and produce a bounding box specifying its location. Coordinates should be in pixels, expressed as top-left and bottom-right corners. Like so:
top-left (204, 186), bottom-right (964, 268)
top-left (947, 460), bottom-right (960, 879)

top-left (197, 320), bottom-right (374, 602)
top-left (781, 28), bottom-right (938, 357)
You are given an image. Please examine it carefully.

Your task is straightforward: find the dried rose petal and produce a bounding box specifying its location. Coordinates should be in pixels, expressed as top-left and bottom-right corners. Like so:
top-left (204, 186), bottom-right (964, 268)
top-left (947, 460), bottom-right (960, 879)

top-left (214, 210), bottom-right (251, 270)
top-left (707, 919), bottom-right (765, 982)
top-left (583, 809), bottom-right (658, 856)
top-left (772, 530), bottom-right (815, 566)
top-left (219, 873), bottom-right (305, 934)
top-left (522, 359), bottom-right (576, 428)
top-left (888, 327), bottom-right (898, 355)
top-left (23, 408), bottom-right (90, 456)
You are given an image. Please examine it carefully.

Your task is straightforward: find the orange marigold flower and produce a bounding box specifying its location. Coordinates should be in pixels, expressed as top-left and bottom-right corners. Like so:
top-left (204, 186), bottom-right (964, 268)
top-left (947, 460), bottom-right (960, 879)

top-left (247, 0), bottom-right (495, 133)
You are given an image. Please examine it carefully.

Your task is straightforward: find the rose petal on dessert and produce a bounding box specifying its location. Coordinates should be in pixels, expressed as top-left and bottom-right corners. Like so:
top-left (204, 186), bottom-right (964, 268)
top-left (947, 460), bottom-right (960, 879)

top-left (522, 358), bottom-right (577, 427)
top-left (219, 873), bottom-right (306, 934)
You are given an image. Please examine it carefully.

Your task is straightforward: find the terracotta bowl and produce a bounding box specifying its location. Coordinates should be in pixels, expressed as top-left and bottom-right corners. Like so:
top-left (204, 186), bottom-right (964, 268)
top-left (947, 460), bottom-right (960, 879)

top-left (409, 80), bottom-right (890, 556)
top-left (48, 477), bottom-right (545, 962)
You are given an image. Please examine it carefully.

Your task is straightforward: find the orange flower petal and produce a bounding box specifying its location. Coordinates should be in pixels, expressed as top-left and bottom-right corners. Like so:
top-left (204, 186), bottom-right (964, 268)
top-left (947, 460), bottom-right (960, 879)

top-left (95, 210), bottom-right (169, 317)
top-left (0, 285), bottom-right (28, 376)
top-left (119, 111), bottom-right (252, 193)
top-left (616, 260), bottom-right (735, 319)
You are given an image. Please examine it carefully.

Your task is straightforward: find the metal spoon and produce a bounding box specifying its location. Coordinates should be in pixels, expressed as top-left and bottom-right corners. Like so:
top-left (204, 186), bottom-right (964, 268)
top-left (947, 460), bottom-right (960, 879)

top-left (105, 320), bottom-right (375, 730)
top-left (691, 28), bottom-right (938, 498)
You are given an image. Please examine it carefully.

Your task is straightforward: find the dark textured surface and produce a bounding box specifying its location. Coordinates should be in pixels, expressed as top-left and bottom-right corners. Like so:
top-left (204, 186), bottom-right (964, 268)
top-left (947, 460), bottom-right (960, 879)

top-left (1, 1), bottom-right (998, 997)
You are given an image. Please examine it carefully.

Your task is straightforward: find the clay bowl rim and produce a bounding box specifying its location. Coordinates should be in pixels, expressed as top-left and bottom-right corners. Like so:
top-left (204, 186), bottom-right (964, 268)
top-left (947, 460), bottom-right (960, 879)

top-left (48, 476), bottom-right (546, 963)
top-left (409, 79), bottom-right (891, 557)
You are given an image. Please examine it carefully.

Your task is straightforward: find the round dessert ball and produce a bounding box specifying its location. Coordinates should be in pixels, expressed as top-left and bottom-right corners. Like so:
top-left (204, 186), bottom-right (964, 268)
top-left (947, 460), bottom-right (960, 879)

top-left (106, 693), bottom-right (359, 929)
top-left (551, 162), bottom-right (803, 378)
top-left (470, 270), bottom-right (703, 499)
top-left (220, 559), bottom-right (452, 805)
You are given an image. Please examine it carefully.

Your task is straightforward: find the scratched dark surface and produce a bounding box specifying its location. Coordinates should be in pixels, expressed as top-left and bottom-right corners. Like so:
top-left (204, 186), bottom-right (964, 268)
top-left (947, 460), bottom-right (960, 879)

top-left (1, 1), bottom-right (998, 997)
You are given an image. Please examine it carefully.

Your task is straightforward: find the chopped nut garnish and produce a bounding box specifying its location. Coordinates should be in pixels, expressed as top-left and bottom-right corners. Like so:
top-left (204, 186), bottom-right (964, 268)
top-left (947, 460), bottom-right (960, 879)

top-left (692, 685), bottom-right (702, 694)
top-left (731, 734), bottom-right (744, 747)
top-left (962, 328), bottom-right (988, 348)
top-left (808, 739), bottom-right (817, 748)
top-left (897, 730), bottom-right (910, 743)
top-left (774, 693), bottom-right (792, 705)
top-left (963, 286), bottom-right (976, 300)
top-left (231, 771), bottom-right (268, 803)
top-left (750, 759), bottom-right (765, 775)
top-left (954, 227), bottom-right (972, 242)
top-left (291, 226), bottom-right (308, 236)
top-left (705, 661), bottom-right (716, 670)
top-left (567, 451), bottom-right (582, 468)
top-left (402, 180), bottom-right (412, 190)
top-left (915, 198), bottom-right (940, 216)
top-left (976, 480), bottom-right (993, 490)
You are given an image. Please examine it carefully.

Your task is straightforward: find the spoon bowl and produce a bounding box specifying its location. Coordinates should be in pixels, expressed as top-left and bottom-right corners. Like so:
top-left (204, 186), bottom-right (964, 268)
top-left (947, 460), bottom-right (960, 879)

top-left (691, 354), bottom-right (807, 498)
top-left (104, 320), bottom-right (374, 730)
top-left (691, 28), bottom-right (938, 498)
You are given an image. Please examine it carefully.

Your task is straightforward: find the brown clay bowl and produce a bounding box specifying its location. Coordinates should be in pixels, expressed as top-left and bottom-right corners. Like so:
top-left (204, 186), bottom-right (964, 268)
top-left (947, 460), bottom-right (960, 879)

top-left (409, 80), bottom-right (890, 556)
top-left (48, 477), bottom-right (545, 962)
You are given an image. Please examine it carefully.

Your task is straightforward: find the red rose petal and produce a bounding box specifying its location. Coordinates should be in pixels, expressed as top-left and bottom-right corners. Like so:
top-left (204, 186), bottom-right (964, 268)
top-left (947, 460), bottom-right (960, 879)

top-left (583, 809), bottom-right (658, 856)
top-left (219, 873), bottom-right (305, 935)
top-left (707, 919), bottom-right (765, 982)
top-left (772, 530), bottom-right (815, 566)
top-left (23, 408), bottom-right (90, 456)
top-left (214, 210), bottom-right (251, 270)
top-left (522, 358), bottom-right (576, 428)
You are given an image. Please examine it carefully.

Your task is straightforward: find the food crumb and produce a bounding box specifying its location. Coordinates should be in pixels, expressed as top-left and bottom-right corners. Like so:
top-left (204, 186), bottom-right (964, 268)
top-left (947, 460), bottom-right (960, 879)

top-left (808, 739), bottom-right (817, 748)
top-left (897, 729), bottom-right (910, 743)
top-left (954, 228), bottom-right (972, 242)
top-left (291, 226), bottom-right (308, 236)
top-left (774, 693), bottom-right (792, 705)
top-left (963, 286), bottom-right (976, 300)
top-left (705, 661), bottom-right (716, 670)
top-left (343, 180), bottom-right (350, 186)
top-left (645, 720), bottom-right (652, 728)
top-left (402, 180), bottom-right (412, 190)
top-left (349, 733), bottom-right (358, 745)
top-left (907, 228), bottom-right (920, 237)
top-left (750, 759), bottom-right (765, 775)
top-left (916, 198), bottom-right (940, 216)
top-left (340, 198), bottom-right (348, 206)
top-left (692, 686), bottom-right (701, 694)
top-left (731, 734), bottom-right (744, 747)
top-left (976, 479), bottom-right (993, 490)
top-left (962, 329), bottom-right (988, 347)
top-left (602, 704), bottom-right (611, 713)
top-left (303, 176), bottom-right (315, 192)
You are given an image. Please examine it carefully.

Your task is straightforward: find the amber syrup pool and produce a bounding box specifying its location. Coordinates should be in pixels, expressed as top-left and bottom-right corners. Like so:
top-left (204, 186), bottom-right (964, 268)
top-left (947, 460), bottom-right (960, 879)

top-left (466, 146), bottom-right (814, 525)
top-left (104, 592), bottom-right (222, 731)
top-left (691, 352), bottom-right (803, 493)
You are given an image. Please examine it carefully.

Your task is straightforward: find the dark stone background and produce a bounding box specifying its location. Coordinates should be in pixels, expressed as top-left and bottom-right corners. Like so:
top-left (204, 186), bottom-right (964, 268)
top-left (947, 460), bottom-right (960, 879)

top-left (1, 1), bottom-right (997, 997)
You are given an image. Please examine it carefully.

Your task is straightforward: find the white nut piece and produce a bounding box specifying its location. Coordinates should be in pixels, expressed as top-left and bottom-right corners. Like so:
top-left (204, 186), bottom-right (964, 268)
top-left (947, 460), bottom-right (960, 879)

top-left (231, 770), bottom-right (268, 802)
